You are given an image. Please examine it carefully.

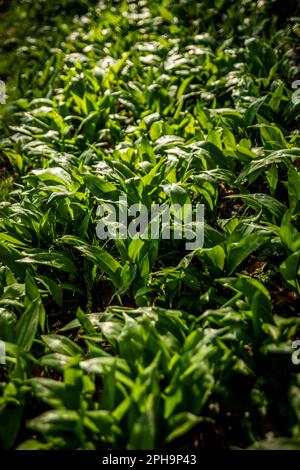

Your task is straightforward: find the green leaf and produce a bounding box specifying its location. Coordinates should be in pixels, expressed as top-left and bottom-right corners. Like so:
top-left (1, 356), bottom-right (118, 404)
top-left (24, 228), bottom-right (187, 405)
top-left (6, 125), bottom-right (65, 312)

top-left (280, 251), bottom-right (300, 292)
top-left (16, 298), bottom-right (44, 352)
top-left (41, 334), bottom-right (82, 357)
top-left (76, 245), bottom-right (122, 288)
top-left (166, 412), bottom-right (202, 443)
top-left (226, 232), bottom-right (270, 275)
top-left (288, 167), bottom-right (300, 213)
top-left (18, 252), bottom-right (77, 275)
top-left (27, 410), bottom-right (80, 436)
top-left (128, 395), bottom-right (156, 450)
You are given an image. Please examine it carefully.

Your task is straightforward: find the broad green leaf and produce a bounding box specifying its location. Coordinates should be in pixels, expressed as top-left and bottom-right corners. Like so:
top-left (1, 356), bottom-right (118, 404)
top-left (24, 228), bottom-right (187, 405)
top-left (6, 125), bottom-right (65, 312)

top-left (41, 334), bottom-right (82, 357)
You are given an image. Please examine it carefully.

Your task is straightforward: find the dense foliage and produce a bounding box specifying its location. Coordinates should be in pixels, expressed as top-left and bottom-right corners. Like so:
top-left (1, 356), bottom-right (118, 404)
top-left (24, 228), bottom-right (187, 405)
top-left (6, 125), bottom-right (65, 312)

top-left (0, 0), bottom-right (300, 450)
